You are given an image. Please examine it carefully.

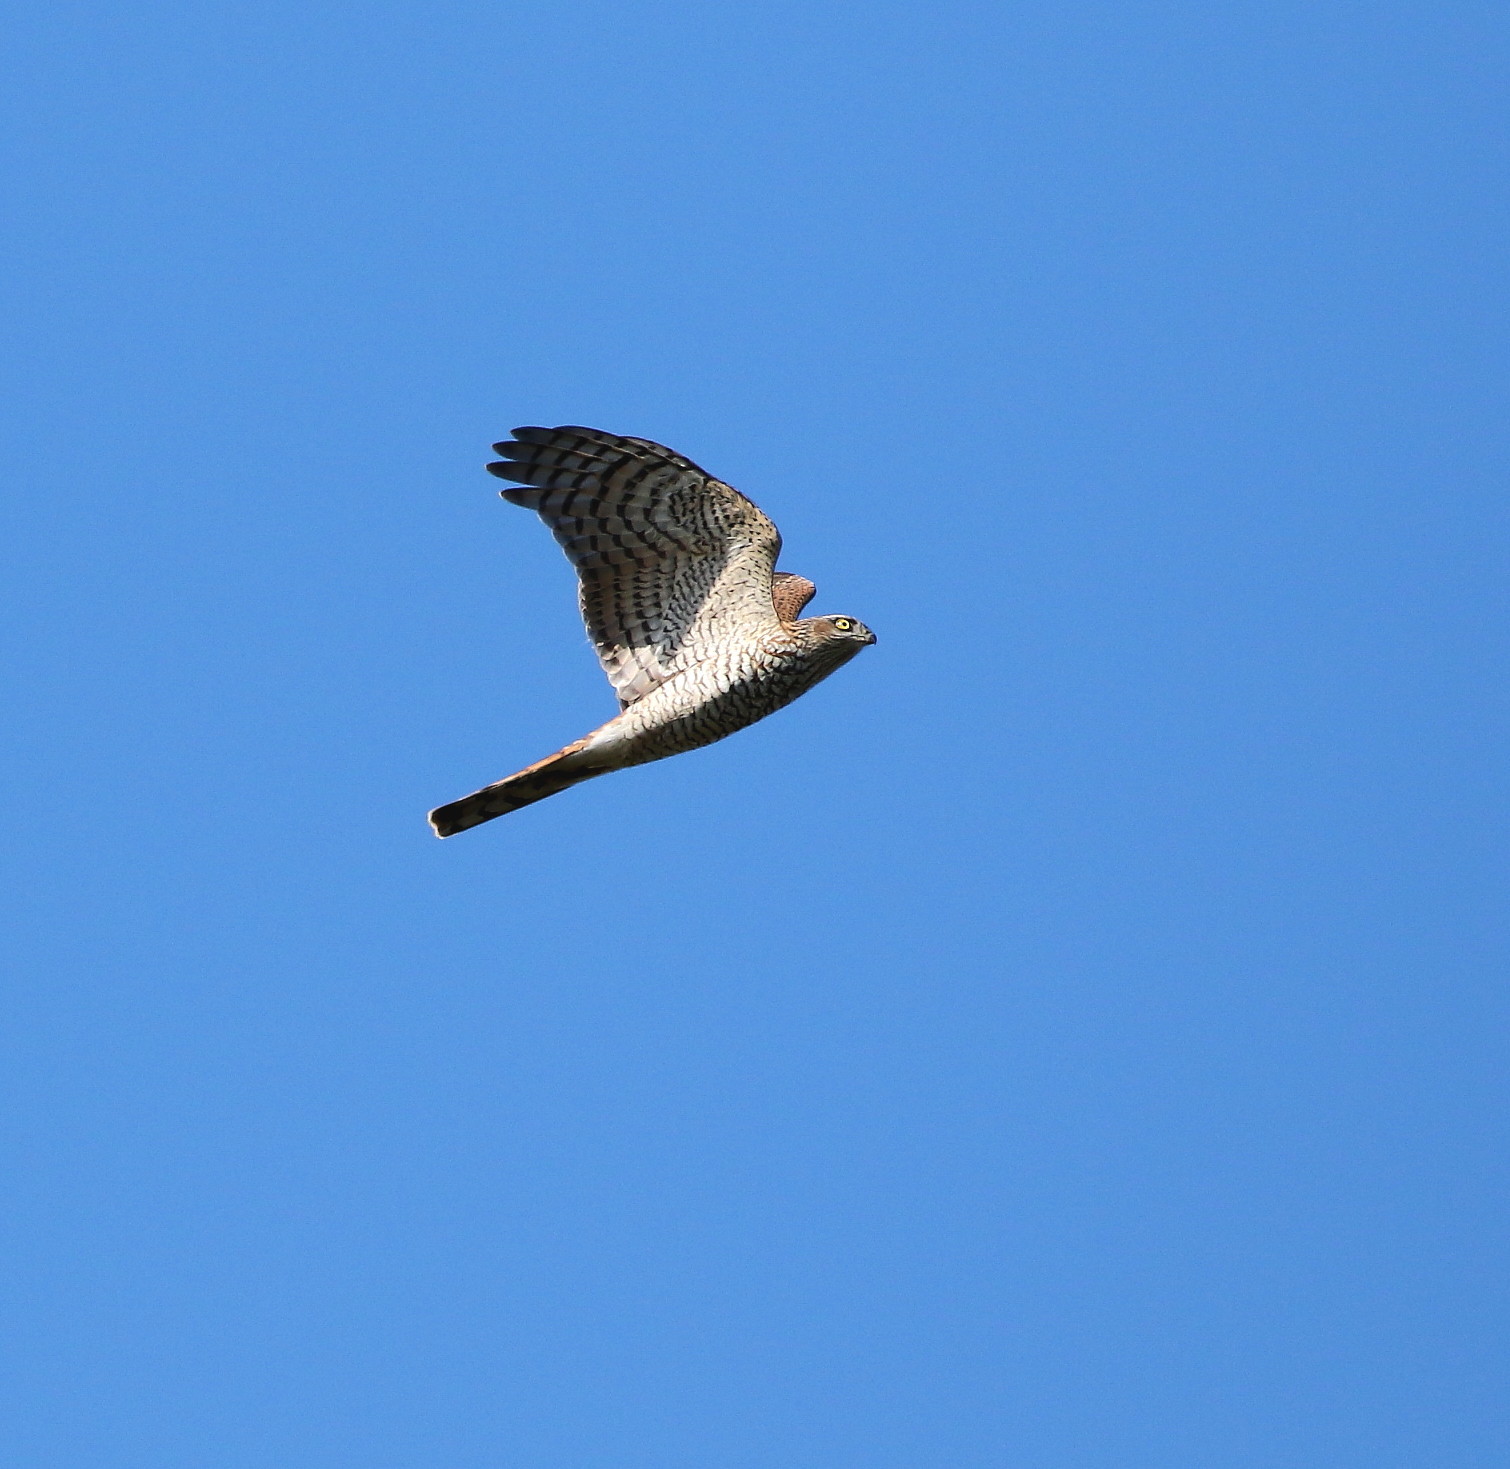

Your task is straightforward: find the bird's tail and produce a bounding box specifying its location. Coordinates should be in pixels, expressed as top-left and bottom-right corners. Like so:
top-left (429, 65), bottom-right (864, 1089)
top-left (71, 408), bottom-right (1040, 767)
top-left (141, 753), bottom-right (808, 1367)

top-left (428, 737), bottom-right (603, 837)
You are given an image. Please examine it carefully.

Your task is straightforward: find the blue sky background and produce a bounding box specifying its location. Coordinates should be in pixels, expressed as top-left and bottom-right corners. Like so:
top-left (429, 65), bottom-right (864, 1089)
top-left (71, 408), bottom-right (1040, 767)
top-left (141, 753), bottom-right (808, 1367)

top-left (3, 2), bottom-right (1507, 1465)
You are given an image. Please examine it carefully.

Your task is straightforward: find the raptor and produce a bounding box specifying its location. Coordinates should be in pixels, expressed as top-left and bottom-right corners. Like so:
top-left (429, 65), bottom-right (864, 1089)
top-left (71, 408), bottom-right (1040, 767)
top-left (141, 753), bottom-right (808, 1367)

top-left (429, 426), bottom-right (875, 836)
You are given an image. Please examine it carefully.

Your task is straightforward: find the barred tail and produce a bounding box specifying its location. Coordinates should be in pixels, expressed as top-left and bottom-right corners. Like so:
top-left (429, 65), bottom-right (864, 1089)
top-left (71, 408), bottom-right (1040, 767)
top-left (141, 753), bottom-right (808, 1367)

top-left (428, 738), bottom-right (602, 837)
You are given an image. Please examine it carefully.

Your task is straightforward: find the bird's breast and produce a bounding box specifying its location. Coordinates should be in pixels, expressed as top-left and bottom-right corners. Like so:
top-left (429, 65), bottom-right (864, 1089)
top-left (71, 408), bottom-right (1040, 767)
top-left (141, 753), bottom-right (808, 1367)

top-left (584, 638), bottom-right (839, 766)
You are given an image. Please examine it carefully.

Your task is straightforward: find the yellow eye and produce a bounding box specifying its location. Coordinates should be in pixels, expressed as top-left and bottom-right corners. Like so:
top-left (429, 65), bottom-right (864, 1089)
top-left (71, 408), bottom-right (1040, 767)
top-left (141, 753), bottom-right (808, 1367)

top-left (833, 618), bottom-right (853, 631)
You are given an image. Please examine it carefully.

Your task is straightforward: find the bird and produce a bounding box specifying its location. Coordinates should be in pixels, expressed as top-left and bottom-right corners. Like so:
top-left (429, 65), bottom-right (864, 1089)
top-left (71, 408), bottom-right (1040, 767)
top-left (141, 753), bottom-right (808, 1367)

top-left (428, 425), bottom-right (876, 836)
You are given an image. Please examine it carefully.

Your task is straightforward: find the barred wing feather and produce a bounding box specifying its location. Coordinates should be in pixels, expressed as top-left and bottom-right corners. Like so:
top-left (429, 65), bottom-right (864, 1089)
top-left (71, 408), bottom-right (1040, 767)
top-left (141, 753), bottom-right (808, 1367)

top-left (488, 426), bottom-right (785, 706)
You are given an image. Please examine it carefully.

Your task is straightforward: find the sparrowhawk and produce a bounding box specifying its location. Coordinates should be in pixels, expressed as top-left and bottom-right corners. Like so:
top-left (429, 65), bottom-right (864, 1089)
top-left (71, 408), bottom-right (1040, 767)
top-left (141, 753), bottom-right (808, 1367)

top-left (429, 426), bottom-right (875, 836)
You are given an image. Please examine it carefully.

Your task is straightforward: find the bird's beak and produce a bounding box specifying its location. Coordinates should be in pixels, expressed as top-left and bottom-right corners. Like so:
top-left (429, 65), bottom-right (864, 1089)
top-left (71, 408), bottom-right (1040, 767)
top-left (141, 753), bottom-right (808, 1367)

top-left (864, 630), bottom-right (877, 645)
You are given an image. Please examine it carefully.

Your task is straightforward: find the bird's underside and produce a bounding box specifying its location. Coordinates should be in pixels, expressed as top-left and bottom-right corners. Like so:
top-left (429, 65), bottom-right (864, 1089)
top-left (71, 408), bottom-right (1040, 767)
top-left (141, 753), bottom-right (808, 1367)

top-left (428, 425), bottom-right (875, 837)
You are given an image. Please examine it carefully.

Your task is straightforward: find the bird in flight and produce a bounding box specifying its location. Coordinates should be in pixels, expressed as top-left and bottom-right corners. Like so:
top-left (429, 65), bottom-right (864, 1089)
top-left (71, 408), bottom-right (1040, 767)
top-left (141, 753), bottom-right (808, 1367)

top-left (429, 425), bottom-right (876, 836)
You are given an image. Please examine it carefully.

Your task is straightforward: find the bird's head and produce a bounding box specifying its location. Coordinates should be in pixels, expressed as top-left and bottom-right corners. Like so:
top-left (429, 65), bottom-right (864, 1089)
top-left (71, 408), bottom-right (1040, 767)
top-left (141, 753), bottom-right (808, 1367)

top-left (812, 615), bottom-right (877, 648)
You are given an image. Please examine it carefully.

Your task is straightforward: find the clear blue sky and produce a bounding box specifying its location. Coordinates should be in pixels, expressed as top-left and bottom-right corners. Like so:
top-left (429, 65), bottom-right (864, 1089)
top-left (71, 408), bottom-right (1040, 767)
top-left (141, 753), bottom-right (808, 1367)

top-left (3, 2), bottom-right (1506, 1465)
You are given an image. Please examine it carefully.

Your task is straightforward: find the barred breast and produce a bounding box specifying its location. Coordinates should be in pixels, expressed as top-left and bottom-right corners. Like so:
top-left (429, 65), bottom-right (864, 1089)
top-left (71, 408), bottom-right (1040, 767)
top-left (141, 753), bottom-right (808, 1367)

top-left (583, 632), bottom-right (862, 768)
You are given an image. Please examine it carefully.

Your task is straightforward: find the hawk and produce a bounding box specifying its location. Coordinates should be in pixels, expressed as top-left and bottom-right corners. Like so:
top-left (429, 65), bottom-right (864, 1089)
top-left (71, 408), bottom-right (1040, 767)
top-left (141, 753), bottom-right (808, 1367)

top-left (429, 426), bottom-right (876, 836)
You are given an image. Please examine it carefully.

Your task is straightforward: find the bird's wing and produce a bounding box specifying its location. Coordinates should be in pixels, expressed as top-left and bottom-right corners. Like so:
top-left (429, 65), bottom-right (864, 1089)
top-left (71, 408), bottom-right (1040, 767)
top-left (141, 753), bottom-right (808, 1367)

top-left (770, 571), bottom-right (817, 622)
top-left (489, 426), bottom-right (786, 707)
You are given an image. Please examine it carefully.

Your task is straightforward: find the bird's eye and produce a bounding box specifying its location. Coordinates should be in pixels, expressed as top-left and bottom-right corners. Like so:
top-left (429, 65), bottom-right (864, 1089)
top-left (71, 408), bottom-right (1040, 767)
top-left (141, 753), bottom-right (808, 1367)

top-left (833, 618), bottom-right (853, 631)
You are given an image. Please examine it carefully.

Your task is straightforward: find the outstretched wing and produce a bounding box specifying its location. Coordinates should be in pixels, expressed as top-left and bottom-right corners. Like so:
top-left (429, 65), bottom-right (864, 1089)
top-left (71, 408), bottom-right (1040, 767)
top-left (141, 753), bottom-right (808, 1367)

top-left (489, 426), bottom-right (786, 706)
top-left (771, 571), bottom-right (817, 622)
